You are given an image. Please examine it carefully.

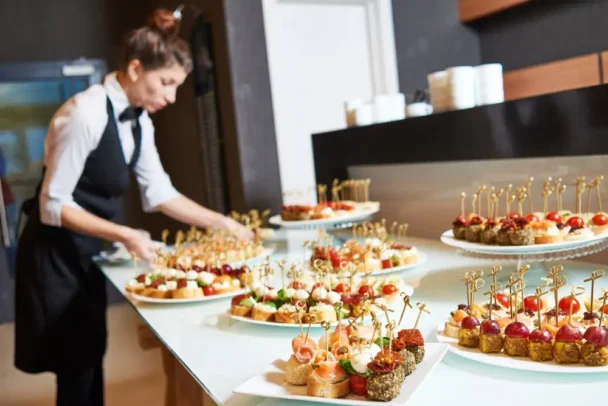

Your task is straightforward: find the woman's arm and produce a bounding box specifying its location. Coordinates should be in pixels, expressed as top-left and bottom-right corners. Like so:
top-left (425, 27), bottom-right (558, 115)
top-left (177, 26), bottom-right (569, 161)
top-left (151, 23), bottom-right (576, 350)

top-left (61, 206), bottom-right (157, 261)
top-left (158, 196), bottom-right (254, 240)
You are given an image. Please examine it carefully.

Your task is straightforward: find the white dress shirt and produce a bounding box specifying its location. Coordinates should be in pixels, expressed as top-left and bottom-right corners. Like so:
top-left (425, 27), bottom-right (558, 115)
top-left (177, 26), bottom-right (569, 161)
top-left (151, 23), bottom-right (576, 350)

top-left (39, 72), bottom-right (181, 227)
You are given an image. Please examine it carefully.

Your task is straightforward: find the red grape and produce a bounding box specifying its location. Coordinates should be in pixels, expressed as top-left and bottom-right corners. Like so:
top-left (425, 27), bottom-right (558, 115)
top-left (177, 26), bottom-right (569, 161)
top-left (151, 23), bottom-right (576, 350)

top-left (221, 264), bottom-right (233, 276)
top-left (480, 320), bottom-right (500, 335)
top-left (505, 322), bottom-right (530, 338)
top-left (555, 325), bottom-right (583, 342)
top-left (461, 316), bottom-right (480, 329)
top-left (508, 212), bottom-right (520, 219)
top-left (583, 326), bottom-right (608, 345)
top-left (529, 329), bottom-right (553, 343)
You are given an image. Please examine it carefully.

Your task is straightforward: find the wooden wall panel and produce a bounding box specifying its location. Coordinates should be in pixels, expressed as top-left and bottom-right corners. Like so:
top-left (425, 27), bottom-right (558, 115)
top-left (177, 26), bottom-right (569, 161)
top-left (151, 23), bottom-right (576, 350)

top-left (459, 0), bottom-right (532, 23)
top-left (503, 53), bottom-right (601, 101)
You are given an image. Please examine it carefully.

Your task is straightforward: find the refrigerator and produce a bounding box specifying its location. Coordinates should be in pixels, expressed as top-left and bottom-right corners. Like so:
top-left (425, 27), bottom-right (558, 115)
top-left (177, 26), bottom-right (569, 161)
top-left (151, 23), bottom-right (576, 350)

top-left (0, 59), bottom-right (107, 324)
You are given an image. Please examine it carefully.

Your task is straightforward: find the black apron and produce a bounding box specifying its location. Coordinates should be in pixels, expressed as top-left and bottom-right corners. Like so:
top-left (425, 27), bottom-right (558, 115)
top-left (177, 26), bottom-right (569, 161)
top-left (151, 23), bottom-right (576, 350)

top-left (14, 97), bottom-right (142, 374)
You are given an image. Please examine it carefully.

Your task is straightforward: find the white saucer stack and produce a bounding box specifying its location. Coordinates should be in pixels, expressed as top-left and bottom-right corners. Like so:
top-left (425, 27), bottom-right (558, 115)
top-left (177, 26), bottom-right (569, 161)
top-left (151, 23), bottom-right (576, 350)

top-left (474, 63), bottom-right (504, 106)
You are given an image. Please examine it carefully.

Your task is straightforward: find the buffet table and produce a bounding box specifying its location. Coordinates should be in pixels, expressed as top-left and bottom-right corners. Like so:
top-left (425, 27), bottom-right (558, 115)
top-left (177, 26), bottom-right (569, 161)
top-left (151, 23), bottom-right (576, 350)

top-left (100, 230), bottom-right (607, 406)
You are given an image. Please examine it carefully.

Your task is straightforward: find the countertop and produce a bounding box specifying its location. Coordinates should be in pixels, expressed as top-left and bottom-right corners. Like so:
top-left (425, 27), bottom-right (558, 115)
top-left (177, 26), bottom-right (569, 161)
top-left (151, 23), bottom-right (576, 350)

top-left (100, 230), bottom-right (608, 405)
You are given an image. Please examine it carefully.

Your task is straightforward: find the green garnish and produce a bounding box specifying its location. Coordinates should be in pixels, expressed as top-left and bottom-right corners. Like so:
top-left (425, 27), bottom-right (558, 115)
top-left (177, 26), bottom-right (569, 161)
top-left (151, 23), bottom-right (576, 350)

top-left (339, 360), bottom-right (373, 378)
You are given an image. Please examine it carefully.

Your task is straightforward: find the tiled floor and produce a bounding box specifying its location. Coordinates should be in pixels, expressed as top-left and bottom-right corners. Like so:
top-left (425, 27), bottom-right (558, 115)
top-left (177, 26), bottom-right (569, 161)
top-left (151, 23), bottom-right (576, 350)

top-left (1, 303), bottom-right (165, 406)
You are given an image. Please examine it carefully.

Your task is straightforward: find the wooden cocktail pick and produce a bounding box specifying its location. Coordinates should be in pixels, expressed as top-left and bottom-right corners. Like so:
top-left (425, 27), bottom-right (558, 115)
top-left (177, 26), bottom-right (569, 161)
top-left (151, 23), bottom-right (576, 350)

top-left (161, 229), bottom-right (169, 246)
top-left (471, 194), bottom-right (478, 216)
top-left (584, 269), bottom-right (605, 317)
top-left (527, 177), bottom-right (534, 213)
top-left (398, 293), bottom-right (413, 326)
top-left (460, 192), bottom-right (466, 217)
top-left (462, 273), bottom-right (473, 309)
top-left (321, 320), bottom-right (332, 353)
top-left (535, 284), bottom-right (550, 329)
top-left (506, 273), bottom-right (521, 319)
top-left (599, 290), bottom-right (608, 328)
top-left (477, 185), bottom-right (487, 216)
top-left (414, 302), bottom-right (430, 330)
top-left (596, 175), bottom-right (605, 212)
top-left (568, 286), bottom-right (586, 325)
top-left (549, 269), bottom-right (567, 327)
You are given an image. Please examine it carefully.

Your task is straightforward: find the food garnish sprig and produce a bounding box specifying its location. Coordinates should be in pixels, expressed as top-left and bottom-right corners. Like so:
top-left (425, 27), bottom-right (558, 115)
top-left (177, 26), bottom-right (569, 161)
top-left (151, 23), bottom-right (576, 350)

top-left (535, 285), bottom-right (550, 328)
top-left (398, 293), bottom-right (412, 326)
top-left (414, 302), bottom-right (430, 330)
top-left (567, 286), bottom-right (586, 325)
top-left (549, 265), bottom-right (567, 327)
top-left (584, 269), bottom-right (605, 318)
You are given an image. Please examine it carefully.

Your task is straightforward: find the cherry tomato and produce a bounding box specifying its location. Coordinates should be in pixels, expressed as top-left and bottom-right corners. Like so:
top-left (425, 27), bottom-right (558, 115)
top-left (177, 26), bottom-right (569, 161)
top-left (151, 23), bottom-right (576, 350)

top-left (334, 283), bottom-right (350, 294)
top-left (559, 296), bottom-right (580, 314)
top-left (566, 216), bottom-right (584, 228)
top-left (202, 286), bottom-right (216, 296)
top-left (381, 259), bottom-right (392, 269)
top-left (593, 213), bottom-right (608, 226)
top-left (382, 284), bottom-right (398, 295)
top-left (495, 293), bottom-right (510, 308)
top-left (525, 214), bottom-right (539, 223)
top-left (523, 296), bottom-right (543, 312)
top-left (508, 212), bottom-right (520, 219)
top-left (290, 281), bottom-right (303, 290)
top-left (313, 282), bottom-right (325, 290)
top-left (350, 375), bottom-right (367, 396)
top-left (358, 285), bottom-right (374, 297)
top-left (545, 212), bottom-right (562, 223)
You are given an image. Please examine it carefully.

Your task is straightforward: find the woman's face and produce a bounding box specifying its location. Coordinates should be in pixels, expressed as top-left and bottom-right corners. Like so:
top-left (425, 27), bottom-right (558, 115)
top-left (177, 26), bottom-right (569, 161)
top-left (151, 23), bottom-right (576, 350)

top-left (126, 61), bottom-right (188, 113)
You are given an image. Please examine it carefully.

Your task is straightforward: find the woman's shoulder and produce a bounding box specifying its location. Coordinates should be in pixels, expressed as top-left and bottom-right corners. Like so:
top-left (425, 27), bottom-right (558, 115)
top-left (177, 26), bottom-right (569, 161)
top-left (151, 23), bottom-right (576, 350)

top-left (53, 85), bottom-right (108, 130)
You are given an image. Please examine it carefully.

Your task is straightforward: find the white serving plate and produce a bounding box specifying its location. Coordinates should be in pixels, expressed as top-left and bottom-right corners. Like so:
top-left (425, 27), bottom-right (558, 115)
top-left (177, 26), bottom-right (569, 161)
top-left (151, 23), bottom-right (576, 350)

top-left (269, 207), bottom-right (379, 229)
top-left (370, 253), bottom-right (428, 276)
top-left (440, 229), bottom-right (608, 255)
top-left (233, 343), bottom-right (448, 405)
top-left (129, 288), bottom-right (248, 304)
top-left (436, 323), bottom-right (608, 373)
top-left (227, 310), bottom-right (371, 329)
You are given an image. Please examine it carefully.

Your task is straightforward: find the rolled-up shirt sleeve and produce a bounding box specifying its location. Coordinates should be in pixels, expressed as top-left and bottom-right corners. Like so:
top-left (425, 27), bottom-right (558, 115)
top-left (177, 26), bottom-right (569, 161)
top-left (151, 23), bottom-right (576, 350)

top-left (40, 108), bottom-right (97, 227)
top-left (134, 118), bottom-right (181, 212)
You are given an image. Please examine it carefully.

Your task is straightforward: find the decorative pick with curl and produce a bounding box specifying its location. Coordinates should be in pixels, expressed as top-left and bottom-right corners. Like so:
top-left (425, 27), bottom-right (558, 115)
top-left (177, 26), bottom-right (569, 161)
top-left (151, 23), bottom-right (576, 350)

top-left (321, 320), bottom-right (332, 353)
top-left (535, 285), bottom-right (550, 330)
top-left (599, 290), bottom-right (608, 328)
top-left (568, 286), bottom-right (586, 326)
top-left (398, 293), bottom-right (413, 326)
top-left (484, 282), bottom-right (502, 321)
top-left (549, 266), bottom-right (567, 327)
top-left (414, 302), bottom-right (430, 330)
top-left (584, 269), bottom-right (605, 317)
top-left (460, 192), bottom-right (466, 217)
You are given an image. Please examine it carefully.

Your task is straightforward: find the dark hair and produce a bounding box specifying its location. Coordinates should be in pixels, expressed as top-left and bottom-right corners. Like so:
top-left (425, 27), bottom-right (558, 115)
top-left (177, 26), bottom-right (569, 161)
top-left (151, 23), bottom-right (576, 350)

top-left (122, 8), bottom-right (193, 73)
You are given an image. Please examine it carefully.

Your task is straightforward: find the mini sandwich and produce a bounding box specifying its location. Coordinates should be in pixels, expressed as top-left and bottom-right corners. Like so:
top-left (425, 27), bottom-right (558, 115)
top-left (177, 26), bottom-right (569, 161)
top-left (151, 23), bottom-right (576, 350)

top-left (173, 279), bottom-right (204, 299)
top-left (286, 337), bottom-right (316, 385)
top-left (251, 302), bottom-right (277, 321)
top-left (504, 321), bottom-right (530, 357)
top-left (230, 294), bottom-right (256, 317)
top-left (581, 326), bottom-right (608, 366)
top-left (275, 303), bottom-right (298, 324)
top-left (306, 360), bottom-right (350, 398)
top-left (308, 303), bottom-right (337, 323)
top-left (458, 316), bottom-right (480, 347)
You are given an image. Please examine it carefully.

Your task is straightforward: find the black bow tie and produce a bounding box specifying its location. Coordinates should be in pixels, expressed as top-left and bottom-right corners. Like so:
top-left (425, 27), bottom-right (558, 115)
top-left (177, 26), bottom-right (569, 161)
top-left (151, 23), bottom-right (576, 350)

top-left (118, 106), bottom-right (144, 122)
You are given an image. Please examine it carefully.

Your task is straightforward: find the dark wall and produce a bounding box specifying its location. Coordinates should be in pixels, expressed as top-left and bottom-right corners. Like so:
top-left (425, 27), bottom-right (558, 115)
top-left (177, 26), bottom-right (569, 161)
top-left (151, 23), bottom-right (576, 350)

top-left (475, 1), bottom-right (608, 70)
top-left (391, 0), bottom-right (481, 94)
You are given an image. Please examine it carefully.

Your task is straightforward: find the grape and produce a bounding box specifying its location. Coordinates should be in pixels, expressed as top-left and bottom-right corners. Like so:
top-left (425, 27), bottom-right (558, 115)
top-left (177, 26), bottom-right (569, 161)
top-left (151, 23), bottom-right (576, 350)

top-left (529, 329), bottom-right (552, 343)
top-left (583, 326), bottom-right (608, 345)
top-left (461, 316), bottom-right (480, 329)
top-left (480, 320), bottom-right (500, 335)
top-left (555, 325), bottom-right (583, 342)
top-left (505, 322), bottom-right (530, 338)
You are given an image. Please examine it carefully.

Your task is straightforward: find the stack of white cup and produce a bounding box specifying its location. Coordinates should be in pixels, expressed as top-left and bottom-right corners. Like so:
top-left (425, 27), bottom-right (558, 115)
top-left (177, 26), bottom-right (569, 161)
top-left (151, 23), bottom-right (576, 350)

top-left (427, 71), bottom-right (449, 113)
top-left (446, 66), bottom-right (476, 110)
top-left (343, 94), bottom-right (406, 127)
top-left (474, 63), bottom-right (504, 105)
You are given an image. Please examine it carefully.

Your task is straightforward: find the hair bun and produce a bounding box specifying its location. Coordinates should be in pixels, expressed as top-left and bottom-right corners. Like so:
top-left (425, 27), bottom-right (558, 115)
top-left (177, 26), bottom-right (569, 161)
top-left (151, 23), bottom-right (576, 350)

top-left (146, 8), bottom-right (179, 37)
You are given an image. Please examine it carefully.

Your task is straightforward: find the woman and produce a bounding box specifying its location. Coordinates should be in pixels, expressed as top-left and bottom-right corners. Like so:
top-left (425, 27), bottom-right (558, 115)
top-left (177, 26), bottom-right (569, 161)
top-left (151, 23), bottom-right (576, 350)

top-left (14, 9), bottom-right (251, 406)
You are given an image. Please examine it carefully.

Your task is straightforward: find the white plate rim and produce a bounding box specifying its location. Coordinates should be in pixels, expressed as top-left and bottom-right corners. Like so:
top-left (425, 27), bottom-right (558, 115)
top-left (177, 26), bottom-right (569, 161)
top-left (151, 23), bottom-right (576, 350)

top-left (233, 343), bottom-right (449, 405)
top-left (129, 288), bottom-right (248, 304)
top-left (268, 208), bottom-right (379, 229)
top-left (440, 229), bottom-right (608, 255)
top-left (435, 322), bottom-right (608, 374)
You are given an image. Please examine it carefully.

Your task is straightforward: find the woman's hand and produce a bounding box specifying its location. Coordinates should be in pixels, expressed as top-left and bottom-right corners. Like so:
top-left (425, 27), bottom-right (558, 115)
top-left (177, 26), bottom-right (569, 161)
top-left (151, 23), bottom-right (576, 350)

top-left (220, 216), bottom-right (255, 241)
top-left (121, 227), bottom-right (157, 262)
